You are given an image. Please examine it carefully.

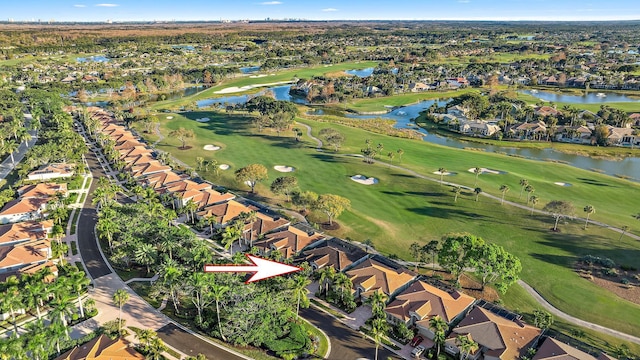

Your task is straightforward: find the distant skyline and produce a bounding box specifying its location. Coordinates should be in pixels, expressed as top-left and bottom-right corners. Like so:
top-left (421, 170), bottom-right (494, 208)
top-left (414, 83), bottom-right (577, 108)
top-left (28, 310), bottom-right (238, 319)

top-left (3, 0), bottom-right (640, 22)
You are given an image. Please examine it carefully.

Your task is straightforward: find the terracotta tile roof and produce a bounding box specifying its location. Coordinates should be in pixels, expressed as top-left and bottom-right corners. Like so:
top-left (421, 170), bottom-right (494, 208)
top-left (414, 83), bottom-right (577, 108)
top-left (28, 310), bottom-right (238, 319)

top-left (18, 183), bottom-right (68, 198)
top-left (189, 189), bottom-right (236, 209)
top-left (114, 139), bottom-right (145, 151)
top-left (197, 199), bottom-right (253, 224)
top-left (55, 334), bottom-right (144, 360)
top-left (243, 211), bottom-right (290, 241)
top-left (255, 225), bottom-right (325, 259)
top-left (296, 238), bottom-right (367, 271)
top-left (160, 179), bottom-right (211, 195)
top-left (119, 146), bottom-right (153, 160)
top-left (0, 239), bottom-right (50, 270)
top-left (139, 171), bottom-right (188, 190)
top-left (448, 307), bottom-right (541, 360)
top-left (385, 281), bottom-right (475, 325)
top-left (0, 221), bottom-right (52, 246)
top-left (533, 337), bottom-right (599, 360)
top-left (18, 260), bottom-right (58, 282)
top-left (0, 197), bottom-right (49, 216)
top-left (129, 161), bottom-right (171, 178)
top-left (123, 154), bottom-right (156, 169)
top-left (346, 258), bottom-right (415, 297)
top-left (535, 106), bottom-right (561, 117)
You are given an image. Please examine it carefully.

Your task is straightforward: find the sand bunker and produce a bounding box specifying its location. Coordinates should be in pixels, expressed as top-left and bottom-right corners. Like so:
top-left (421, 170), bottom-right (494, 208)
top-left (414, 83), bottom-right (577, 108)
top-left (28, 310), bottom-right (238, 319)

top-left (433, 171), bottom-right (456, 176)
top-left (166, 116), bottom-right (173, 119)
top-left (219, 164), bottom-right (230, 170)
top-left (350, 175), bottom-right (379, 185)
top-left (214, 80), bottom-right (295, 94)
top-left (203, 145), bottom-right (221, 151)
top-left (196, 117), bottom-right (210, 122)
top-left (274, 165), bottom-right (295, 173)
top-left (468, 167), bottom-right (507, 175)
top-left (249, 74), bottom-right (268, 78)
top-left (554, 182), bottom-right (572, 187)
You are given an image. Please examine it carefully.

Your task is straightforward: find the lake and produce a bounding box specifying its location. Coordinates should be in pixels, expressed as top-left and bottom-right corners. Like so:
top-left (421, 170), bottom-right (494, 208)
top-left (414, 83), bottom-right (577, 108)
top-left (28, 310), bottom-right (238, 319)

top-left (520, 90), bottom-right (640, 104)
top-left (343, 68), bottom-right (398, 77)
top-left (240, 66), bottom-right (261, 74)
top-left (77, 55), bottom-right (110, 63)
top-left (196, 85), bottom-right (306, 107)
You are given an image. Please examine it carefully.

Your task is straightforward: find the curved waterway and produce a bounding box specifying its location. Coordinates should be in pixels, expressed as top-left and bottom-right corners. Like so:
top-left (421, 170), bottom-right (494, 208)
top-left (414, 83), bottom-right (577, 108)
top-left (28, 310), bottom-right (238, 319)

top-left (520, 89), bottom-right (640, 104)
top-left (192, 85), bottom-right (640, 181)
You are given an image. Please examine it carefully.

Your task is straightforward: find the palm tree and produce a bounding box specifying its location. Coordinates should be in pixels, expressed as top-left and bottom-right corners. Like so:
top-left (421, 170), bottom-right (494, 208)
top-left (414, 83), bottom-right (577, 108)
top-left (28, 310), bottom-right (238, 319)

top-left (211, 283), bottom-right (229, 341)
top-left (97, 216), bottom-right (118, 251)
top-left (396, 148), bottom-right (404, 162)
top-left (409, 242), bottom-right (422, 271)
top-left (519, 179), bottom-right (529, 199)
top-left (452, 186), bottom-right (462, 203)
top-left (365, 290), bottom-right (388, 318)
top-left (370, 316), bottom-right (388, 360)
top-left (583, 205), bottom-right (595, 229)
top-left (0, 283), bottom-right (23, 338)
top-left (333, 272), bottom-right (352, 302)
top-left (25, 281), bottom-right (46, 320)
top-left (619, 225), bottom-right (630, 242)
top-left (292, 275), bottom-right (311, 318)
top-left (456, 334), bottom-right (479, 360)
top-left (530, 195), bottom-right (539, 215)
top-left (525, 185), bottom-right (535, 204)
top-left (182, 199), bottom-right (199, 224)
top-left (134, 243), bottom-right (157, 274)
top-left (147, 337), bottom-right (167, 360)
top-left (3, 140), bottom-right (18, 165)
top-left (499, 184), bottom-right (510, 205)
top-left (221, 224), bottom-right (242, 256)
top-left (423, 240), bottom-right (439, 274)
top-left (112, 288), bottom-right (130, 333)
top-left (49, 294), bottom-right (75, 339)
top-left (429, 315), bottom-right (448, 359)
top-left (48, 321), bottom-right (68, 355)
top-left (474, 187), bottom-right (482, 201)
top-left (438, 167), bottom-right (446, 185)
top-left (69, 267), bottom-right (90, 318)
top-left (318, 266), bottom-right (336, 296)
top-left (136, 328), bottom-right (158, 352)
top-left (473, 167), bottom-right (482, 186)
top-left (17, 128), bottom-right (31, 148)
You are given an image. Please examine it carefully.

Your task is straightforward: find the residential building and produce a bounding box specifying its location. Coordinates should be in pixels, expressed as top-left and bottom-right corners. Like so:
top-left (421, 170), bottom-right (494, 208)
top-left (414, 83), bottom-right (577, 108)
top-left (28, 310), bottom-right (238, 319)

top-left (242, 211), bottom-right (290, 244)
top-left (532, 337), bottom-right (618, 360)
top-left (460, 120), bottom-right (501, 137)
top-left (0, 197), bottom-right (50, 224)
top-left (296, 237), bottom-right (368, 271)
top-left (346, 257), bottom-right (416, 301)
top-left (0, 239), bottom-right (51, 274)
top-left (0, 220), bottom-right (53, 246)
top-left (196, 199), bottom-right (252, 226)
top-left (17, 183), bottom-right (68, 199)
top-left (385, 281), bottom-right (475, 340)
top-left (55, 334), bottom-right (144, 360)
top-left (254, 224), bottom-right (325, 259)
top-left (445, 306), bottom-right (541, 360)
top-left (534, 106), bottom-right (561, 117)
top-left (27, 163), bottom-right (76, 181)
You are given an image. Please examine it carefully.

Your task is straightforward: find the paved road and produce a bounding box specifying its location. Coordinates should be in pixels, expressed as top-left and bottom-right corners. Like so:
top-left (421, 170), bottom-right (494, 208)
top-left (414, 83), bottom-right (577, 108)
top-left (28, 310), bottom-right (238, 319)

top-left (301, 307), bottom-right (402, 360)
top-left (157, 324), bottom-right (248, 360)
top-left (77, 149), bottom-right (113, 279)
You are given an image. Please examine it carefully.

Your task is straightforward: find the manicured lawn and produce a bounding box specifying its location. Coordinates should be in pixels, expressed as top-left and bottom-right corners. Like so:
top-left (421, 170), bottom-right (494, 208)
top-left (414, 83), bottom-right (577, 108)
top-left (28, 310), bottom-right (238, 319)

top-left (342, 89), bottom-right (478, 113)
top-left (136, 111), bottom-right (640, 338)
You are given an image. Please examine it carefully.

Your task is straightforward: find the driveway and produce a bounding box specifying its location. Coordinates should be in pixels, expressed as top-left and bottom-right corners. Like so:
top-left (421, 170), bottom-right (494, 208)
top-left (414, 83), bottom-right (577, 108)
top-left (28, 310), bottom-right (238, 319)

top-left (157, 324), bottom-right (248, 360)
top-left (301, 307), bottom-right (402, 360)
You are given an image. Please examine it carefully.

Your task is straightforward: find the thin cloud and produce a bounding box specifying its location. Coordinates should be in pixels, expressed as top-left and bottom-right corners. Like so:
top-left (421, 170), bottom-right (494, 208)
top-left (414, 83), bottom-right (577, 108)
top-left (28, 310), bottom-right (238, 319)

top-left (95, 3), bottom-right (119, 7)
top-left (322, 8), bottom-right (338, 12)
top-left (73, 4), bottom-right (87, 7)
top-left (458, 0), bottom-right (471, 3)
top-left (260, 1), bottom-right (282, 5)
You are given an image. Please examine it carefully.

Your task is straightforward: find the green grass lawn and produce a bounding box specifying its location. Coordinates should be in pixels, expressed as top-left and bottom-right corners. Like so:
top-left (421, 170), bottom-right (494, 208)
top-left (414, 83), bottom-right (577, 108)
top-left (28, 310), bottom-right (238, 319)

top-left (341, 89), bottom-right (478, 113)
top-left (135, 111), bottom-right (640, 338)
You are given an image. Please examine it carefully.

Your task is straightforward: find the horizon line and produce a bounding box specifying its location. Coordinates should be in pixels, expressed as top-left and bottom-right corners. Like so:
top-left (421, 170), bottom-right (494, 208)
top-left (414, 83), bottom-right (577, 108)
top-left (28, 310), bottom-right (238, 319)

top-left (2, 18), bottom-right (640, 23)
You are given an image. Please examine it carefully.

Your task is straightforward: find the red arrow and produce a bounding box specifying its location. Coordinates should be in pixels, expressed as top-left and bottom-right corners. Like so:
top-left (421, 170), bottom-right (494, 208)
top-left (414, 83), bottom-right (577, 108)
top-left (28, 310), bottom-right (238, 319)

top-left (204, 254), bottom-right (302, 283)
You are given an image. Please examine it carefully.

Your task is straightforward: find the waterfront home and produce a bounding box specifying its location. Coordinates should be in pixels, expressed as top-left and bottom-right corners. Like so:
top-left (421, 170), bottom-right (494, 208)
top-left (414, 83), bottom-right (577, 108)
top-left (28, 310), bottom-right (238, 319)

top-left (534, 106), bottom-right (561, 117)
top-left (605, 125), bottom-right (638, 146)
top-left (555, 125), bottom-right (593, 144)
top-left (629, 113), bottom-right (640, 126)
top-left (508, 120), bottom-right (548, 140)
top-left (459, 120), bottom-right (501, 137)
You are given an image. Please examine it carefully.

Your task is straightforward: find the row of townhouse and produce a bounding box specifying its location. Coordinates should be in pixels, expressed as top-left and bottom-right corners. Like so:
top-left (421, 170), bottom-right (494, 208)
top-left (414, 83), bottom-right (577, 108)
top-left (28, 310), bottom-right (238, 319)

top-left (85, 108), bottom-right (620, 360)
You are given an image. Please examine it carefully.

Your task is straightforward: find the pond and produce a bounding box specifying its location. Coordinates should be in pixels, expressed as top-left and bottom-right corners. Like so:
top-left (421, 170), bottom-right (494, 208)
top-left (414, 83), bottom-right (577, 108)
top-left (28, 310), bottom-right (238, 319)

top-left (196, 85), bottom-right (306, 107)
top-left (345, 68), bottom-right (374, 77)
top-left (76, 55), bottom-right (110, 63)
top-left (520, 90), bottom-right (640, 104)
top-left (240, 66), bottom-right (261, 74)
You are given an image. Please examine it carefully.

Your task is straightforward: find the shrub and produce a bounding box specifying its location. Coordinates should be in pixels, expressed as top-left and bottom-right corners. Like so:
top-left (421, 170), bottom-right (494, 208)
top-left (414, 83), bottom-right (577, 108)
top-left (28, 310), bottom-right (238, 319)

top-left (264, 322), bottom-right (311, 357)
top-left (580, 255), bottom-right (615, 269)
top-left (621, 278), bottom-right (630, 285)
top-left (620, 264), bottom-right (637, 271)
top-left (603, 268), bottom-right (618, 277)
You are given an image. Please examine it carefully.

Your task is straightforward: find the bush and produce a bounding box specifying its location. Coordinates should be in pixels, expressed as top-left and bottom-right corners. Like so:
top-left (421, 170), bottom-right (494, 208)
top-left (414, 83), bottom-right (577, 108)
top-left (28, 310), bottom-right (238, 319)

top-left (621, 278), bottom-right (630, 285)
top-left (580, 255), bottom-right (616, 269)
top-left (603, 268), bottom-right (618, 277)
top-left (264, 322), bottom-right (311, 357)
top-left (621, 264), bottom-right (637, 271)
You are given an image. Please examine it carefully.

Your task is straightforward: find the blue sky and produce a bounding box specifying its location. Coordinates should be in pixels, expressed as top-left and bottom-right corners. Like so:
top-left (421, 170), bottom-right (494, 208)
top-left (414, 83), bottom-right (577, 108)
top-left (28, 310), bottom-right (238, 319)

top-left (4, 0), bottom-right (640, 22)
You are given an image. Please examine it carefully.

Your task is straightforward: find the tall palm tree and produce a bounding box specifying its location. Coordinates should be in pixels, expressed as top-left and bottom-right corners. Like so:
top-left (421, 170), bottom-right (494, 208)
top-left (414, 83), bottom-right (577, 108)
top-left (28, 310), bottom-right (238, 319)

top-left (69, 267), bottom-right (90, 318)
top-left (188, 273), bottom-right (214, 324)
top-left (438, 167), bottom-right (446, 185)
top-left (519, 179), bottom-right (529, 199)
top-left (292, 275), bottom-right (311, 318)
top-left (221, 224), bottom-right (242, 256)
top-left (525, 185), bottom-right (535, 204)
top-left (473, 167), bottom-right (482, 186)
top-left (452, 186), bottom-right (462, 203)
top-left (47, 321), bottom-right (68, 355)
top-left (474, 187), bottom-right (482, 201)
top-left (619, 225), bottom-right (630, 242)
top-left (136, 329), bottom-right (158, 352)
top-left (583, 205), bottom-right (595, 229)
top-left (112, 288), bottom-right (130, 333)
top-left (318, 266), bottom-right (336, 296)
top-left (49, 294), bottom-right (75, 339)
top-left (499, 184), bottom-right (510, 205)
top-left (370, 316), bottom-right (388, 360)
top-left (1, 283), bottom-right (23, 338)
top-left (333, 272), bottom-right (352, 302)
top-left (147, 337), bottom-right (167, 360)
top-left (365, 290), bottom-right (388, 318)
top-left (211, 283), bottom-right (229, 341)
top-left (429, 315), bottom-right (449, 359)
top-left (530, 195), bottom-right (539, 215)
top-left (3, 140), bottom-right (18, 165)
top-left (24, 281), bottom-right (47, 320)
top-left (96, 215), bottom-right (118, 251)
